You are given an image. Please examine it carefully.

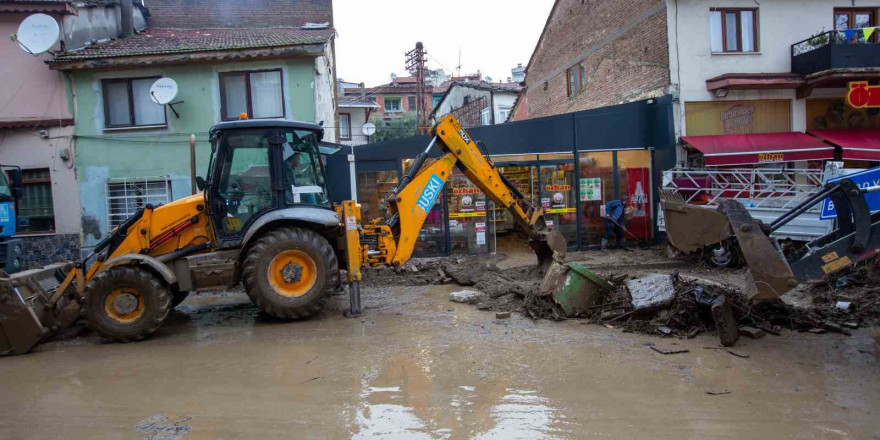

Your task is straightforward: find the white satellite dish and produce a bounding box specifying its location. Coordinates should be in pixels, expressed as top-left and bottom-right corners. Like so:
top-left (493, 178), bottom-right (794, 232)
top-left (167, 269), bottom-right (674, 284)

top-left (362, 122), bottom-right (377, 136)
top-left (149, 78), bottom-right (179, 105)
top-left (15, 13), bottom-right (60, 55)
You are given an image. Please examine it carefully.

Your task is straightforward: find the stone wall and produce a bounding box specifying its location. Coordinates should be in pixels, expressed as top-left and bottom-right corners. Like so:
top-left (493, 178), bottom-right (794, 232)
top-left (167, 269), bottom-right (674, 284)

top-left (18, 234), bottom-right (81, 268)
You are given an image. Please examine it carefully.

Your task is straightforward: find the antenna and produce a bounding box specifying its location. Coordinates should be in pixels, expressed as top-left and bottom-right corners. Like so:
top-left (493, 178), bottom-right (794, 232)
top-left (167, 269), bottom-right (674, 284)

top-left (12, 13), bottom-right (60, 55)
top-left (149, 78), bottom-right (184, 118)
top-left (456, 48), bottom-right (462, 77)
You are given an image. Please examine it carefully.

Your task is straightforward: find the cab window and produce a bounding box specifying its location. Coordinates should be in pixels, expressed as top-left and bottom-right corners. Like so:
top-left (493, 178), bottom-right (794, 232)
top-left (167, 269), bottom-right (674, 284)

top-left (215, 129), bottom-right (273, 234)
top-left (281, 130), bottom-right (329, 207)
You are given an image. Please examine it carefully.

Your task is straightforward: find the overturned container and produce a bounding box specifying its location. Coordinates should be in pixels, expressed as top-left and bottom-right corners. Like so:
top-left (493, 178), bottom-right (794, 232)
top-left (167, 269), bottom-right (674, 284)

top-left (540, 262), bottom-right (613, 316)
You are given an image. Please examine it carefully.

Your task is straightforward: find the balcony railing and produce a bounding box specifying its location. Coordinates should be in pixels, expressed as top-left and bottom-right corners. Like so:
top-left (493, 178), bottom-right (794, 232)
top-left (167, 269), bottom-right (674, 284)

top-left (339, 134), bottom-right (371, 147)
top-left (791, 30), bottom-right (880, 74)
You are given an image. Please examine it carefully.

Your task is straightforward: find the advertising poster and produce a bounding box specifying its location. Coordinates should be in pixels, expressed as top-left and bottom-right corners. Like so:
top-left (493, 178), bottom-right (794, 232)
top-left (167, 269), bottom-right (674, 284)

top-left (625, 168), bottom-right (652, 239)
top-left (579, 178), bottom-right (602, 202)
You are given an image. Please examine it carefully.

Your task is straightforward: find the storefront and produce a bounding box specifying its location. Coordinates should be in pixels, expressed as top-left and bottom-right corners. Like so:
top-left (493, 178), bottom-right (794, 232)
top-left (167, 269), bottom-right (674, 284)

top-left (349, 96), bottom-right (676, 256)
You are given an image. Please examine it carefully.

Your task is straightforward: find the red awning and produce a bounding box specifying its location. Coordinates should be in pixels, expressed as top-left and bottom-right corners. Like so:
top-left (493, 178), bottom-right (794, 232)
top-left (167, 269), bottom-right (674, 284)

top-left (808, 130), bottom-right (880, 162)
top-left (681, 132), bottom-right (835, 166)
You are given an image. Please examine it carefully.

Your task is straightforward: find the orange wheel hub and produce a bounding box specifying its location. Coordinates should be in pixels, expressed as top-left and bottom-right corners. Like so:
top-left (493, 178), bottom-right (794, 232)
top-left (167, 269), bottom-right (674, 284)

top-left (104, 287), bottom-right (145, 324)
top-left (268, 250), bottom-right (317, 297)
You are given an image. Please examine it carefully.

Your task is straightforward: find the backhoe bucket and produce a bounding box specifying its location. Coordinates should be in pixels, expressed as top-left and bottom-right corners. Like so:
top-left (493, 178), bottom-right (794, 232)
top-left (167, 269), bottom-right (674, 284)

top-left (660, 190), bottom-right (733, 254)
top-left (531, 230), bottom-right (567, 272)
top-left (0, 263), bottom-right (75, 357)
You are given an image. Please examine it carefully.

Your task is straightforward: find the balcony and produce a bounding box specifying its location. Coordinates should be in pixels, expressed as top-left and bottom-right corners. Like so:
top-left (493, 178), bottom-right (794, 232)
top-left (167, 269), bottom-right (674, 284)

top-left (792, 30), bottom-right (880, 75)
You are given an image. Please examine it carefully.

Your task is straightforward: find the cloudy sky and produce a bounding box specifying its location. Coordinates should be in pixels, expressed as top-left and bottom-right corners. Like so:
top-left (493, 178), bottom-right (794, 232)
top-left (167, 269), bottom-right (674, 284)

top-left (333, 0), bottom-right (555, 86)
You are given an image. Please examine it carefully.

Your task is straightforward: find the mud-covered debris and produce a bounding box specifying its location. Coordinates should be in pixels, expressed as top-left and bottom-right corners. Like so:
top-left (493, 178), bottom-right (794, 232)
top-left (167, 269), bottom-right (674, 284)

top-left (843, 322), bottom-right (859, 329)
top-left (706, 389), bottom-right (731, 395)
top-left (650, 346), bottom-right (689, 355)
top-left (627, 274), bottom-right (675, 310)
top-left (738, 326), bottom-right (766, 339)
top-left (496, 312), bottom-right (511, 319)
top-left (450, 290), bottom-right (481, 304)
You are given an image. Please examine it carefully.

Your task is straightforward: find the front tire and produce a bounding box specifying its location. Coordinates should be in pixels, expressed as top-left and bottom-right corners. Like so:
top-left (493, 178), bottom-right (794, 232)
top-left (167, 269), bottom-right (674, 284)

top-left (242, 227), bottom-right (338, 319)
top-left (82, 266), bottom-right (171, 342)
top-left (704, 242), bottom-right (740, 268)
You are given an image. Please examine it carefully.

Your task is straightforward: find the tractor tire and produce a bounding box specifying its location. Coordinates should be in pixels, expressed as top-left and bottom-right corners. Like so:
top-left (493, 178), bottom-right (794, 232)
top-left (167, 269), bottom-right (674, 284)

top-left (82, 266), bottom-right (171, 343)
top-left (242, 227), bottom-right (338, 319)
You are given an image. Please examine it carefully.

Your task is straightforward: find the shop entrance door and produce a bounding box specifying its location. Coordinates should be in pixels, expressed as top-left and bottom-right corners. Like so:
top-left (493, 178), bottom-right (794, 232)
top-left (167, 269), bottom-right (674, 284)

top-left (538, 161), bottom-right (578, 246)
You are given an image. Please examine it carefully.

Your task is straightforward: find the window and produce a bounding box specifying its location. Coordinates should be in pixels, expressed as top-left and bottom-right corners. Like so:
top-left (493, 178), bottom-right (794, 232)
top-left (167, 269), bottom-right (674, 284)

top-left (281, 129), bottom-right (329, 207)
top-left (407, 96), bottom-right (416, 110)
top-left (499, 105), bottom-right (512, 122)
top-left (219, 69), bottom-right (284, 121)
top-left (480, 107), bottom-right (491, 126)
top-left (710, 8), bottom-right (758, 53)
top-left (835, 9), bottom-right (876, 43)
top-left (102, 77), bottom-right (166, 128)
top-left (384, 97), bottom-right (402, 112)
top-left (340, 113), bottom-right (352, 140)
top-left (18, 169), bottom-right (54, 234)
top-left (566, 64), bottom-right (583, 97)
top-left (106, 177), bottom-right (172, 229)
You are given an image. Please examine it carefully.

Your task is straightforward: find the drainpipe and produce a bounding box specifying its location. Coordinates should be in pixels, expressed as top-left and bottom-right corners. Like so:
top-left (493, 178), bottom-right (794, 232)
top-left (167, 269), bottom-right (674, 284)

top-left (121, 0), bottom-right (133, 37)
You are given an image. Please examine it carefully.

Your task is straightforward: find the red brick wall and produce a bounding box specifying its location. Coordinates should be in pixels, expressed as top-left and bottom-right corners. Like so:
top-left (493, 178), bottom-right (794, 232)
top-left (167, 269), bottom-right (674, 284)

top-left (523, 0), bottom-right (669, 119)
top-left (146, 0), bottom-right (332, 28)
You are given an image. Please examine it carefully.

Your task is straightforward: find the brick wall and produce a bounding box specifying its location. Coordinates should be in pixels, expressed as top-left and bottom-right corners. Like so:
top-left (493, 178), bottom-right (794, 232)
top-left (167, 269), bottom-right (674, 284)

top-left (146, 0), bottom-right (332, 28)
top-left (523, 0), bottom-right (670, 119)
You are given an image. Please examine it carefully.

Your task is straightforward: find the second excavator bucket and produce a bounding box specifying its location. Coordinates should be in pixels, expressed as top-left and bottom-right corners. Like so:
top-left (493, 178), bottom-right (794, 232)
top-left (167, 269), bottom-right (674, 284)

top-left (659, 190), bottom-right (733, 254)
top-left (530, 230), bottom-right (567, 272)
top-left (0, 263), bottom-right (76, 357)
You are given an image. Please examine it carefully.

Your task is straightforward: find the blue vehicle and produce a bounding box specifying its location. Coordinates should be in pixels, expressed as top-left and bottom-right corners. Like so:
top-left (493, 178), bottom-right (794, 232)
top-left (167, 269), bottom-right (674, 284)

top-left (0, 167), bottom-right (24, 274)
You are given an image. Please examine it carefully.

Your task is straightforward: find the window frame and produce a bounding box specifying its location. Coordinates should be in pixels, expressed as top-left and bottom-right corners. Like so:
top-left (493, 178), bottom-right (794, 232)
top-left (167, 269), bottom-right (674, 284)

top-left (219, 68), bottom-right (286, 121)
top-left (106, 177), bottom-right (173, 230)
top-left (710, 8), bottom-right (759, 53)
top-left (566, 64), bottom-right (584, 97)
top-left (407, 95), bottom-right (416, 111)
top-left (834, 8), bottom-right (877, 43)
top-left (17, 168), bottom-right (55, 235)
top-left (339, 113), bottom-right (352, 140)
top-left (384, 96), bottom-right (402, 113)
top-left (101, 76), bottom-right (167, 129)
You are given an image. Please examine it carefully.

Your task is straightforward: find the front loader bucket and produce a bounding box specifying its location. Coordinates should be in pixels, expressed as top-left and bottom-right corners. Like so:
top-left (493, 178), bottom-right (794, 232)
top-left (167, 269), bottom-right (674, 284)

top-left (0, 263), bottom-right (75, 357)
top-left (660, 190), bottom-right (733, 254)
top-left (530, 230), bottom-right (568, 272)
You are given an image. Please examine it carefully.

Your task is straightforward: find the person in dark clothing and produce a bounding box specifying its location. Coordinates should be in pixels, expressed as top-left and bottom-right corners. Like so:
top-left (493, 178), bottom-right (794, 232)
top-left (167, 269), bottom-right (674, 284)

top-left (602, 195), bottom-right (629, 250)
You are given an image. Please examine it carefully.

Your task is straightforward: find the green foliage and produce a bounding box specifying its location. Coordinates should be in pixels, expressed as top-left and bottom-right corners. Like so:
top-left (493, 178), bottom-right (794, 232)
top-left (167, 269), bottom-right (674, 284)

top-left (369, 112), bottom-right (418, 142)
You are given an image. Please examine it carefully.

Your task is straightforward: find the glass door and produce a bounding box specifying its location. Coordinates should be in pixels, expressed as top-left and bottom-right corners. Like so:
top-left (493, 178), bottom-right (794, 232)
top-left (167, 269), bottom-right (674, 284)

top-left (538, 160), bottom-right (577, 246)
top-left (446, 169), bottom-right (490, 254)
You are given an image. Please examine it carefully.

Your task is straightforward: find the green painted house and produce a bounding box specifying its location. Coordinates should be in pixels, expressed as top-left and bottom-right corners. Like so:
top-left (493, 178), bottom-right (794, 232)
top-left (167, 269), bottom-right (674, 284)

top-left (48, 1), bottom-right (337, 249)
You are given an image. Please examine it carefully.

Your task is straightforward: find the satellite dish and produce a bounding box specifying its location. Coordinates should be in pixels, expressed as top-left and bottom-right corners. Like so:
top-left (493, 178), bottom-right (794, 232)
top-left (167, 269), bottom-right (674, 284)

top-left (15, 14), bottom-right (60, 55)
top-left (362, 122), bottom-right (377, 136)
top-left (149, 78), bottom-right (179, 105)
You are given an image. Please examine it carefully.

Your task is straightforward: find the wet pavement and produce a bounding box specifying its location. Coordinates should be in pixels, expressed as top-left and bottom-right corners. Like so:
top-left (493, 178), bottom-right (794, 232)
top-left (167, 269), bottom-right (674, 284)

top-left (1, 282), bottom-right (879, 439)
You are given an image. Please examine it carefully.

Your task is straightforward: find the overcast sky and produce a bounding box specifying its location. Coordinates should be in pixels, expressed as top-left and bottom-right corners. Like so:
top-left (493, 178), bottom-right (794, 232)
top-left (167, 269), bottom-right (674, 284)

top-left (333, 0), bottom-right (555, 87)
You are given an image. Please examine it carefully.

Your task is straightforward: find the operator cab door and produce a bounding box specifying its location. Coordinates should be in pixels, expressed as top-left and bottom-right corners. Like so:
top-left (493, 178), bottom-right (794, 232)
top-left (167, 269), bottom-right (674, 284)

top-left (207, 126), bottom-right (330, 248)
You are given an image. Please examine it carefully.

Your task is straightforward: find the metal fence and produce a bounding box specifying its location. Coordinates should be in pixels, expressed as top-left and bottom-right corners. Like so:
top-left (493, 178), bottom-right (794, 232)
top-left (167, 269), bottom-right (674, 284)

top-left (661, 167), bottom-right (826, 210)
top-left (340, 135), bottom-right (371, 147)
top-left (106, 176), bottom-right (172, 229)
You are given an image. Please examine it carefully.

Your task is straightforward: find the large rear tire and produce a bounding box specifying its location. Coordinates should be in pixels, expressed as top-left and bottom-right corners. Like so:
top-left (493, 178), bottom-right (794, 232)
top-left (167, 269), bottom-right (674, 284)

top-left (82, 266), bottom-right (171, 342)
top-left (242, 227), bottom-right (338, 319)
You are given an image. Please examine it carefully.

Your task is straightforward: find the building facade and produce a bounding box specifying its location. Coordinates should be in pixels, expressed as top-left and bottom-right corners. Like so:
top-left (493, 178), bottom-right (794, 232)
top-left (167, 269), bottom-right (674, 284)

top-left (48, 0), bottom-right (337, 249)
top-left (0, 0), bottom-right (148, 265)
top-left (432, 81), bottom-right (521, 128)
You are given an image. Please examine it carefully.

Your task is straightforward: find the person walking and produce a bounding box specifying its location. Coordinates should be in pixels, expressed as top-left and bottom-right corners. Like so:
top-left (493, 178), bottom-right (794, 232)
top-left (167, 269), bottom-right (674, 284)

top-left (602, 195), bottom-right (629, 250)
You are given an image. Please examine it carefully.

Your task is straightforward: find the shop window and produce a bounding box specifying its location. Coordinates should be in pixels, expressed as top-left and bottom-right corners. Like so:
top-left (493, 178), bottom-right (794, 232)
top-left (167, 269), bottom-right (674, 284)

top-left (578, 152), bottom-right (615, 247)
top-left (566, 64), bottom-right (584, 96)
top-left (402, 158), bottom-right (447, 256)
top-left (710, 8), bottom-right (758, 53)
top-left (356, 171), bottom-right (398, 221)
top-left (448, 170), bottom-right (490, 254)
top-left (220, 69), bottom-right (284, 121)
top-left (102, 77), bottom-right (166, 128)
top-left (539, 157), bottom-right (577, 246)
top-left (17, 168), bottom-right (54, 234)
top-left (384, 97), bottom-right (402, 113)
top-left (107, 177), bottom-right (172, 229)
top-left (340, 113), bottom-right (352, 140)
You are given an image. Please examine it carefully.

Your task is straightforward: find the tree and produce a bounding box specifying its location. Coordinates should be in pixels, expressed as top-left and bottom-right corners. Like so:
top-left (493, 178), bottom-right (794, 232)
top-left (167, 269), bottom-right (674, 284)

top-left (369, 112), bottom-right (418, 142)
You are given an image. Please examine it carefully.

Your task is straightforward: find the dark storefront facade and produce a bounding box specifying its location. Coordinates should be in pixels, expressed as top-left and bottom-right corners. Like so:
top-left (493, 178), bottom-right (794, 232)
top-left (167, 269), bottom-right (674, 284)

top-left (348, 96), bottom-right (676, 256)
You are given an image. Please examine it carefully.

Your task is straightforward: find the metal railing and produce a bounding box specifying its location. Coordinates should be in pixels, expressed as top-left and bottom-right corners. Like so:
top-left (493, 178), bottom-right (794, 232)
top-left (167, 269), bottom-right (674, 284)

top-left (661, 167), bottom-right (826, 211)
top-left (339, 135), bottom-right (371, 147)
top-left (791, 29), bottom-right (877, 57)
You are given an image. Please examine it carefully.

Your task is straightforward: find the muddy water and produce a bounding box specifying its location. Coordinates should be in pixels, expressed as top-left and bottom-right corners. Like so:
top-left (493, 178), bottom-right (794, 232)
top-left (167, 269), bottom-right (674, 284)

top-left (1, 284), bottom-right (878, 439)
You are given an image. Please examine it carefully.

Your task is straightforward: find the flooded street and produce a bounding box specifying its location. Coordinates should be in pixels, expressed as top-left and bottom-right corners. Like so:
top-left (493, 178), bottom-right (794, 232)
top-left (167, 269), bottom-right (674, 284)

top-left (1, 282), bottom-right (879, 439)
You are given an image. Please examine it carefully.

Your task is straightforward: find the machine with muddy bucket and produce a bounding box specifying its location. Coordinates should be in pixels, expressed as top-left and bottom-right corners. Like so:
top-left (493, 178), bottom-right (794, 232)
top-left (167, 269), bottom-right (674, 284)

top-left (661, 179), bottom-right (880, 301)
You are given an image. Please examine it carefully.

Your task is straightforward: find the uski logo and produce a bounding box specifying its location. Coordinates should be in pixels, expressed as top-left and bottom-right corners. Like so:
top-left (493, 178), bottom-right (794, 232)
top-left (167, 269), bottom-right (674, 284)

top-left (416, 174), bottom-right (444, 212)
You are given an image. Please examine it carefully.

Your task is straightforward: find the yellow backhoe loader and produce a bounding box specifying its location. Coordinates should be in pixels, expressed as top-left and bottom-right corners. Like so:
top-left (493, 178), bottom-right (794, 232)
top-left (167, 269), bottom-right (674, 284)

top-left (0, 115), bottom-right (565, 356)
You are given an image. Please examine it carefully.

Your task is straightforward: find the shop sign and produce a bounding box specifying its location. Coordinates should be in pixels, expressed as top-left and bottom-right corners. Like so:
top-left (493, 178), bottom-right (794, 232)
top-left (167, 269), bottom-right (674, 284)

top-left (461, 195), bottom-right (474, 207)
top-left (758, 153), bottom-right (785, 163)
top-left (545, 184), bottom-right (571, 191)
top-left (475, 201), bottom-right (486, 211)
top-left (475, 222), bottom-right (487, 232)
top-left (820, 166), bottom-right (880, 220)
top-left (846, 81), bottom-right (880, 109)
top-left (541, 198), bottom-right (551, 208)
top-left (449, 212), bottom-right (487, 218)
top-left (546, 207), bottom-right (576, 214)
top-left (453, 187), bottom-right (481, 195)
top-left (579, 178), bottom-right (602, 201)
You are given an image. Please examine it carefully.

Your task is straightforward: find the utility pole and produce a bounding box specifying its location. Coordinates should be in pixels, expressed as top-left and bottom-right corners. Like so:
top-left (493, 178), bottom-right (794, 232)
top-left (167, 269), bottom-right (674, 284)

top-left (405, 42), bottom-right (428, 134)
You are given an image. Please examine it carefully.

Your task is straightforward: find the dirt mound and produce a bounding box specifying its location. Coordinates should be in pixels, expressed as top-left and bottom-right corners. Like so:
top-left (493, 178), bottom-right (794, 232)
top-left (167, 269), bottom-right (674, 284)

top-left (799, 257), bottom-right (880, 327)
